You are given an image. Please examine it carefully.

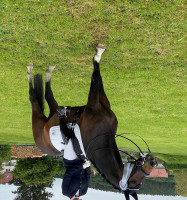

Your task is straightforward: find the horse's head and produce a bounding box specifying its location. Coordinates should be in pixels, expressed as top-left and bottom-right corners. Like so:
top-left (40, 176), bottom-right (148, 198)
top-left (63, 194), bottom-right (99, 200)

top-left (120, 154), bottom-right (157, 200)
top-left (128, 154), bottom-right (157, 189)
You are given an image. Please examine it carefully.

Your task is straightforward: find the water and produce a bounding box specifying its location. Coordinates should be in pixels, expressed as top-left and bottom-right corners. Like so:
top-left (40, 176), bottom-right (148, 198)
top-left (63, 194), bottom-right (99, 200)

top-left (1, 178), bottom-right (187, 200)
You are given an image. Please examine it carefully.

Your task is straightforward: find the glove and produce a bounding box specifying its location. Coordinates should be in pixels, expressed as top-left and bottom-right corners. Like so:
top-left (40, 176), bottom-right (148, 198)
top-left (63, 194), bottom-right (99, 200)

top-left (83, 159), bottom-right (91, 169)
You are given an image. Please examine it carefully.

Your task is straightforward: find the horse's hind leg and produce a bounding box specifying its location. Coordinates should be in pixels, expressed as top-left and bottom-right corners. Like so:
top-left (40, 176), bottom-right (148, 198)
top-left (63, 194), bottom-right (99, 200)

top-left (45, 66), bottom-right (58, 119)
top-left (27, 65), bottom-right (46, 118)
top-left (27, 64), bottom-right (47, 144)
top-left (87, 44), bottom-right (110, 109)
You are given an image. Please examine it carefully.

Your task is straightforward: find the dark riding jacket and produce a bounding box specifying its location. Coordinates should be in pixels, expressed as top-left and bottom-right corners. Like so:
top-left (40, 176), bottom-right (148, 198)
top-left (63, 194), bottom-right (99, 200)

top-left (62, 158), bottom-right (91, 198)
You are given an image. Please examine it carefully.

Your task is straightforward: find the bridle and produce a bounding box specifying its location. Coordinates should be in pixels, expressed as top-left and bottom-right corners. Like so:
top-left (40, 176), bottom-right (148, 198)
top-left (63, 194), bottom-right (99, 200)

top-left (116, 133), bottom-right (152, 191)
top-left (119, 155), bottom-right (151, 191)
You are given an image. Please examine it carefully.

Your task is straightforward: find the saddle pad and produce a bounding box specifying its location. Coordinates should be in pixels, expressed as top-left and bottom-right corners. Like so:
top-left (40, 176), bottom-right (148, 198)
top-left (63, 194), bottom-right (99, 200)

top-left (49, 124), bottom-right (86, 157)
top-left (49, 126), bottom-right (66, 152)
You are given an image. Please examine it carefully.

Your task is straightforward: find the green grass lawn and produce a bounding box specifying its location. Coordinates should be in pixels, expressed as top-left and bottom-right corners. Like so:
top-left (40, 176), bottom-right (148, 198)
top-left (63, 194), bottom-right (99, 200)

top-left (0, 0), bottom-right (186, 157)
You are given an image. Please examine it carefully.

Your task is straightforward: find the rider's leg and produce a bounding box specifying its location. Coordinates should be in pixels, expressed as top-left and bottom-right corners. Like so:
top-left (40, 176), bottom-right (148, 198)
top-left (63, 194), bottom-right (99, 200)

top-left (45, 66), bottom-right (58, 119)
top-left (87, 44), bottom-right (110, 109)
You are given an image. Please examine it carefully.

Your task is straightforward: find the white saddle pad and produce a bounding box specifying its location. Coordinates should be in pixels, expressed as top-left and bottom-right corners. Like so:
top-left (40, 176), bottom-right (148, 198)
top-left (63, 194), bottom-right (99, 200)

top-left (49, 126), bottom-right (66, 152)
top-left (49, 124), bottom-right (86, 157)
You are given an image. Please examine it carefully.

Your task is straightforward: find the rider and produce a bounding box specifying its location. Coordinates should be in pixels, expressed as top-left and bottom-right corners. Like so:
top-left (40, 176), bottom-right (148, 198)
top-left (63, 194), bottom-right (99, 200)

top-left (59, 105), bottom-right (91, 200)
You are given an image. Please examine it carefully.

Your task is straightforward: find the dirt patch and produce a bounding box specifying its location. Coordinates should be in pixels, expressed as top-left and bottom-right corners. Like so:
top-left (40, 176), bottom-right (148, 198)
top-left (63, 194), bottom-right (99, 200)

top-left (11, 146), bottom-right (42, 158)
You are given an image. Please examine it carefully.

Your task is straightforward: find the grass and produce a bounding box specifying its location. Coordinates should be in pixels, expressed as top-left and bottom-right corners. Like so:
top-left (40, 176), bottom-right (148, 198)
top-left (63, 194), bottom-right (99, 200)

top-left (155, 153), bottom-right (187, 170)
top-left (0, 0), bottom-right (186, 158)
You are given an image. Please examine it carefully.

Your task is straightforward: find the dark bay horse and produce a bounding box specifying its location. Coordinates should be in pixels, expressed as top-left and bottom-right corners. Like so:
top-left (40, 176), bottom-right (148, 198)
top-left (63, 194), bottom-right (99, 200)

top-left (27, 44), bottom-right (157, 199)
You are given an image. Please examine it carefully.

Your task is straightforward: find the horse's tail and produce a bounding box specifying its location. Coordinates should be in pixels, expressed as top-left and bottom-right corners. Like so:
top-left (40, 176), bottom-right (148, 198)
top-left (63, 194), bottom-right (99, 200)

top-left (34, 74), bottom-right (44, 113)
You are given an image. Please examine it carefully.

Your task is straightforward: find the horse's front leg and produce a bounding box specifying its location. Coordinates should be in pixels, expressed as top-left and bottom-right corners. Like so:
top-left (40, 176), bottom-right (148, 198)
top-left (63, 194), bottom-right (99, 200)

top-left (87, 44), bottom-right (110, 109)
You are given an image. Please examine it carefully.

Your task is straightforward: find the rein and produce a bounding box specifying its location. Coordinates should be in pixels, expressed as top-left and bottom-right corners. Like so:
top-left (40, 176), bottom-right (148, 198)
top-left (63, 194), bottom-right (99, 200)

top-left (85, 132), bottom-right (152, 191)
top-left (86, 132), bottom-right (151, 161)
top-left (115, 133), bottom-right (151, 155)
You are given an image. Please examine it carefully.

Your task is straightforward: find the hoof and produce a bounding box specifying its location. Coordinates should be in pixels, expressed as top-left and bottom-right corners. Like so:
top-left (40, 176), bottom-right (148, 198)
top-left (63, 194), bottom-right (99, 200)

top-left (94, 44), bottom-right (106, 63)
top-left (27, 63), bottom-right (33, 81)
top-left (49, 66), bottom-right (55, 72)
top-left (27, 63), bottom-right (33, 82)
top-left (97, 43), bottom-right (106, 50)
top-left (46, 66), bottom-right (55, 73)
top-left (27, 63), bottom-right (33, 73)
top-left (46, 66), bottom-right (55, 82)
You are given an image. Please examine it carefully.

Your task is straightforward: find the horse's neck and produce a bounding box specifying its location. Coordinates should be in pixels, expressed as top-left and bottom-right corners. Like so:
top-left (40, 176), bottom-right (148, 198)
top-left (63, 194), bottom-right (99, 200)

top-left (105, 149), bottom-right (124, 189)
top-left (88, 143), bottom-right (124, 190)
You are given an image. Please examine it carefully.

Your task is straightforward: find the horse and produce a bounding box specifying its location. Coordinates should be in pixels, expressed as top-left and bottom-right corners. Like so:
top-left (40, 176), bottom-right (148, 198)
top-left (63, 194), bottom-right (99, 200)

top-left (27, 44), bottom-right (157, 200)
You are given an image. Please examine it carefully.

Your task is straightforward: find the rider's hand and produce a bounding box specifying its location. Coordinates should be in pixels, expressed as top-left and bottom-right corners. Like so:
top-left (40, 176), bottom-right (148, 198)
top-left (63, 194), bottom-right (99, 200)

top-left (83, 160), bottom-right (91, 169)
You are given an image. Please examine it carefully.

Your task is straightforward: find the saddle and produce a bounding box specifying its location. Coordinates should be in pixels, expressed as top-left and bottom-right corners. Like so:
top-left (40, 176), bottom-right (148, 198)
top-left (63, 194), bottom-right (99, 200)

top-left (58, 106), bottom-right (87, 162)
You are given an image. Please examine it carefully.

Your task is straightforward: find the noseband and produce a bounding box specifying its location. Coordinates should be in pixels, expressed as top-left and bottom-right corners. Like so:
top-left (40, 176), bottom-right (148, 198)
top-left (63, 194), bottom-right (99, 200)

top-left (139, 167), bottom-right (150, 177)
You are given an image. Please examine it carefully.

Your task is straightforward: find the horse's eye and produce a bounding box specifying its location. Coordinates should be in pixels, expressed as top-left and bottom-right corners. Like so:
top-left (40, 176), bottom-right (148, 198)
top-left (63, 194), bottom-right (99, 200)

top-left (131, 180), bottom-right (136, 184)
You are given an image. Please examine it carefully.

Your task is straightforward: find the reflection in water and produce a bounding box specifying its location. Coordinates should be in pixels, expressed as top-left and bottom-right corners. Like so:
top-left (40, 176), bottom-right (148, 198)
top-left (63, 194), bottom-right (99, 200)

top-left (11, 179), bottom-right (53, 200)
top-left (0, 145), bottom-right (187, 200)
top-left (12, 156), bottom-right (60, 186)
top-left (48, 178), bottom-right (187, 200)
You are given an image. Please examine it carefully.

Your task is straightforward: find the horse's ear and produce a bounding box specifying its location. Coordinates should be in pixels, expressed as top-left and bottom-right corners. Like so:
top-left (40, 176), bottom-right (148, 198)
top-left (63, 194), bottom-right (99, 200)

top-left (124, 191), bottom-right (130, 200)
top-left (131, 192), bottom-right (138, 200)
